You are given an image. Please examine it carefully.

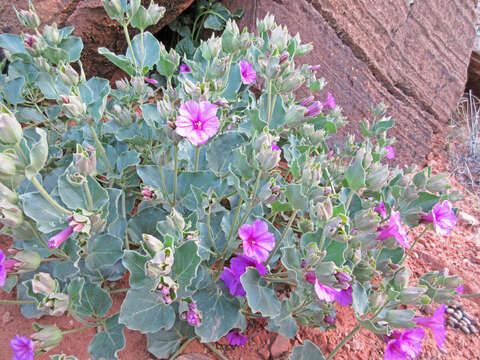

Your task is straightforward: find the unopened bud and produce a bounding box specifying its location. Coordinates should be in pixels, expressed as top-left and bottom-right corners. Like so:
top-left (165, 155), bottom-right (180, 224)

top-left (74, 144), bottom-right (96, 176)
top-left (353, 210), bottom-right (378, 232)
top-left (168, 208), bottom-right (185, 232)
top-left (43, 24), bottom-right (61, 45)
top-left (58, 64), bottom-right (79, 87)
top-left (0, 153), bottom-right (17, 177)
top-left (201, 35), bottom-right (222, 61)
top-left (61, 95), bottom-right (86, 118)
top-left (353, 262), bottom-right (376, 282)
top-left (143, 234), bottom-right (164, 253)
top-left (335, 271), bottom-right (352, 284)
top-left (40, 292), bottom-right (70, 316)
top-left (33, 57), bottom-right (51, 72)
top-left (32, 272), bottom-right (57, 295)
top-left (270, 25), bottom-right (289, 50)
top-left (146, 248), bottom-right (174, 278)
top-left (432, 288), bottom-right (457, 304)
top-left (256, 13), bottom-right (275, 33)
top-left (0, 113), bottom-right (22, 145)
top-left (398, 286), bottom-right (428, 305)
top-left (426, 173), bottom-right (450, 193)
top-left (12, 250), bottom-right (40, 273)
top-left (0, 199), bottom-right (23, 227)
top-left (31, 324), bottom-right (62, 352)
top-left (392, 267), bottom-right (411, 291)
top-left (385, 309), bottom-right (416, 328)
top-left (155, 276), bottom-right (178, 304)
top-left (279, 72), bottom-right (304, 93)
top-left (279, 52), bottom-right (289, 64)
top-left (324, 315), bottom-right (335, 325)
top-left (316, 198), bottom-right (333, 221)
top-left (365, 165), bottom-right (389, 191)
top-left (443, 275), bottom-right (462, 289)
top-left (0, 183), bottom-right (18, 204)
top-left (15, 5), bottom-right (41, 29)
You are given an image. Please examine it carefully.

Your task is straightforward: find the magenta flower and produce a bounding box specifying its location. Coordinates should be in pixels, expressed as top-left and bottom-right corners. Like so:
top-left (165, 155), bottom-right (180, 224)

top-left (314, 280), bottom-right (339, 303)
top-left (336, 285), bottom-right (353, 306)
top-left (374, 202), bottom-right (388, 219)
top-left (226, 331), bottom-right (248, 346)
top-left (239, 220), bottom-right (275, 262)
top-left (309, 65), bottom-right (320, 72)
top-left (456, 284), bottom-right (464, 294)
top-left (221, 255), bottom-right (267, 297)
top-left (175, 100), bottom-right (219, 146)
top-left (384, 328), bottom-right (425, 360)
top-left (324, 315), bottom-right (336, 325)
top-left (0, 249), bottom-right (17, 287)
top-left (300, 96), bottom-right (314, 107)
top-left (304, 271), bottom-right (316, 284)
top-left (48, 226), bottom-right (74, 249)
top-left (239, 60), bottom-right (256, 85)
top-left (305, 101), bottom-right (322, 117)
top-left (421, 200), bottom-right (456, 236)
top-left (385, 146), bottom-right (395, 160)
top-left (322, 92), bottom-right (336, 109)
top-left (179, 63), bottom-right (191, 74)
top-left (414, 304), bottom-right (446, 349)
top-left (377, 210), bottom-right (409, 248)
top-left (144, 77), bottom-right (158, 85)
top-left (141, 186), bottom-right (154, 201)
top-left (10, 335), bottom-right (35, 360)
top-left (271, 142), bottom-right (280, 151)
top-left (186, 309), bottom-right (201, 326)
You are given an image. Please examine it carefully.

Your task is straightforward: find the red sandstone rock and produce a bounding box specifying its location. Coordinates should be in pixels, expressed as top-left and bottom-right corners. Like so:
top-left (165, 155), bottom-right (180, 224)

top-left (0, 0), bottom-right (194, 78)
top-left (270, 334), bottom-right (291, 359)
top-left (223, 0), bottom-right (477, 163)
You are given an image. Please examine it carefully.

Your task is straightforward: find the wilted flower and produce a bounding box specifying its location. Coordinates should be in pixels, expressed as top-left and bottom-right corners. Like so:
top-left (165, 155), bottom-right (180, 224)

top-left (271, 142), bottom-right (280, 151)
top-left (239, 220), bottom-right (275, 262)
top-left (221, 254), bottom-right (267, 296)
top-left (377, 210), bottom-right (409, 248)
top-left (414, 304), bottom-right (446, 350)
top-left (0, 249), bottom-right (17, 287)
top-left (322, 92), bottom-right (336, 109)
top-left (31, 324), bottom-right (62, 352)
top-left (385, 146), bottom-right (395, 160)
top-left (304, 101), bottom-right (322, 118)
top-left (421, 200), bottom-right (456, 236)
top-left (141, 186), bottom-right (154, 201)
top-left (374, 202), bottom-right (388, 219)
top-left (144, 77), bottom-right (158, 85)
top-left (324, 315), bottom-right (336, 325)
top-left (32, 272), bottom-right (57, 295)
top-left (10, 335), bottom-right (35, 360)
top-left (300, 96), bottom-right (315, 107)
top-left (179, 63), bottom-right (191, 73)
top-left (336, 285), bottom-right (352, 306)
top-left (226, 331), bottom-right (248, 346)
top-left (239, 60), bottom-right (256, 85)
top-left (384, 328), bottom-right (424, 360)
top-left (48, 226), bottom-right (74, 249)
top-left (175, 101), bottom-right (219, 146)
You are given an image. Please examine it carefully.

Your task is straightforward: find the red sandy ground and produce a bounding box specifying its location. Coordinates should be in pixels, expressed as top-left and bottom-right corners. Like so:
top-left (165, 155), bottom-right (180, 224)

top-left (1, 134), bottom-right (479, 360)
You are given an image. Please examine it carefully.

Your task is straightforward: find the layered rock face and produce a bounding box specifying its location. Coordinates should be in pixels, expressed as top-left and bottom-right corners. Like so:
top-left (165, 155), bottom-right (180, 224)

top-left (223, 0), bottom-right (478, 162)
top-left (0, 0), bottom-right (194, 78)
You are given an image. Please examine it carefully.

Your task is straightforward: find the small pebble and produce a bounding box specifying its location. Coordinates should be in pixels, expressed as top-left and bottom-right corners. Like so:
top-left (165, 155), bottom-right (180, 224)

top-left (447, 317), bottom-right (458, 327)
top-left (446, 307), bottom-right (455, 314)
top-left (469, 325), bottom-right (478, 334)
top-left (461, 325), bottom-right (471, 334)
top-left (454, 311), bottom-right (463, 320)
top-left (462, 317), bottom-right (471, 326)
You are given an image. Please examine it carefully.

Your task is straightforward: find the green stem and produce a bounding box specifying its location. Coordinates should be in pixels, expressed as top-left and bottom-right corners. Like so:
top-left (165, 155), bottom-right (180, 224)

top-left (83, 181), bottom-right (93, 211)
top-left (240, 311), bottom-right (263, 318)
top-left (88, 124), bottom-right (113, 173)
top-left (41, 257), bottom-right (62, 262)
top-left (122, 190), bottom-right (129, 251)
top-left (266, 81), bottom-right (272, 123)
top-left (224, 199), bottom-right (244, 251)
top-left (326, 325), bottom-right (361, 360)
top-left (206, 211), bottom-right (218, 254)
top-left (345, 190), bottom-right (355, 213)
top-left (110, 288), bottom-right (129, 294)
top-left (171, 337), bottom-right (195, 360)
top-left (265, 210), bottom-right (299, 264)
top-left (204, 342), bottom-right (229, 360)
top-left (14, 143), bottom-right (28, 164)
top-left (123, 24), bottom-right (138, 70)
top-left (173, 144), bottom-right (179, 205)
top-left (160, 166), bottom-right (172, 204)
top-left (62, 326), bottom-right (92, 335)
top-left (31, 177), bottom-right (71, 214)
top-left (460, 293), bottom-right (480, 298)
top-left (195, 146), bottom-right (201, 171)
top-left (399, 227), bottom-right (428, 265)
top-left (0, 299), bottom-right (35, 305)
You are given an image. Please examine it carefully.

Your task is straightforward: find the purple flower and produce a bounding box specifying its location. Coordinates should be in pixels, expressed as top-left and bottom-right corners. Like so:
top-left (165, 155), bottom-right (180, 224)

top-left (239, 60), bottom-right (256, 85)
top-left (309, 65), bottom-right (320, 72)
top-left (304, 271), bottom-right (316, 284)
top-left (0, 249), bottom-right (17, 287)
top-left (384, 328), bottom-right (425, 360)
top-left (10, 335), bottom-right (35, 360)
top-left (179, 63), bottom-right (191, 74)
top-left (385, 146), bottom-right (395, 160)
top-left (226, 331), bottom-right (248, 346)
top-left (421, 200), bottom-right (456, 236)
top-left (335, 271), bottom-right (352, 284)
top-left (374, 202), bottom-right (388, 219)
top-left (300, 96), bottom-right (314, 107)
top-left (271, 142), bottom-right (280, 151)
top-left (377, 210), bottom-right (409, 248)
top-left (48, 226), bottom-right (74, 249)
top-left (144, 77), bottom-right (158, 85)
top-left (324, 315), bottom-right (336, 325)
top-left (322, 92), bottom-right (336, 109)
top-left (175, 100), bottom-right (219, 146)
top-left (305, 101), bottom-right (322, 117)
top-left (456, 284), bottom-right (465, 294)
top-left (239, 220), bottom-right (275, 262)
top-left (336, 285), bottom-right (353, 306)
top-left (414, 304), bottom-right (446, 350)
top-left (314, 280), bottom-right (339, 303)
top-left (221, 255), bottom-right (267, 297)
top-left (186, 309), bottom-right (201, 326)
top-left (141, 186), bottom-right (154, 201)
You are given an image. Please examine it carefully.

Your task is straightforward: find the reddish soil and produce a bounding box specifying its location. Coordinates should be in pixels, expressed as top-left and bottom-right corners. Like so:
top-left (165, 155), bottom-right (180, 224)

top-left (1, 133), bottom-right (480, 360)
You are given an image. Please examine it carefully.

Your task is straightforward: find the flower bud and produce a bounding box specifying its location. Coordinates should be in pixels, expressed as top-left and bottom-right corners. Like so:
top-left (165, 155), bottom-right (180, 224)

top-left (0, 183), bottom-right (18, 203)
top-left (0, 153), bottom-right (17, 177)
top-left (40, 292), bottom-right (70, 316)
top-left (143, 234), bottom-right (164, 253)
top-left (362, 150), bottom-right (373, 170)
top-left (32, 272), bottom-right (57, 295)
top-left (297, 42), bottom-right (314, 56)
top-left (15, 5), bottom-right (41, 29)
top-left (168, 208), bottom-right (185, 232)
top-left (155, 276), bottom-right (178, 305)
top-left (392, 267), bottom-right (411, 290)
top-left (398, 286), bottom-right (428, 305)
top-left (33, 57), bottom-right (51, 72)
top-left (270, 25), bottom-right (289, 51)
top-left (256, 13), bottom-right (275, 33)
top-left (32, 324), bottom-right (62, 352)
top-left (316, 198), bottom-right (333, 221)
top-left (443, 275), bottom-right (462, 289)
top-left (385, 309), bottom-right (416, 328)
top-left (12, 250), bottom-right (40, 273)
top-left (0, 199), bottom-right (23, 227)
top-left (324, 315), bottom-right (335, 325)
top-left (146, 248), bottom-right (174, 278)
top-left (432, 288), bottom-right (457, 304)
top-left (426, 173), bottom-right (449, 193)
top-left (353, 262), bottom-right (376, 282)
top-left (335, 271), bottom-right (352, 284)
top-left (102, 0), bottom-right (124, 21)
top-left (278, 72), bottom-right (304, 93)
top-left (58, 64), bottom-right (79, 87)
top-left (302, 124), bottom-right (325, 146)
top-left (61, 95), bottom-right (86, 118)
top-left (222, 20), bottom-right (241, 53)
top-left (0, 113), bottom-right (22, 145)
top-left (201, 35), bottom-right (222, 61)
top-left (257, 146), bottom-right (281, 171)
top-left (74, 144), bottom-right (96, 176)
top-left (365, 165), bottom-right (389, 192)
top-left (353, 210), bottom-right (378, 232)
top-left (285, 105), bottom-right (306, 126)
top-left (43, 24), bottom-right (61, 45)
top-left (130, 2), bottom-right (165, 30)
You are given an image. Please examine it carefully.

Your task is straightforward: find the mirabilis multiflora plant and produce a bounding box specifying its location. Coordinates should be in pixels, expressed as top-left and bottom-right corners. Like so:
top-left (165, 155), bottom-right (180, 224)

top-left (0, 1), bottom-right (466, 359)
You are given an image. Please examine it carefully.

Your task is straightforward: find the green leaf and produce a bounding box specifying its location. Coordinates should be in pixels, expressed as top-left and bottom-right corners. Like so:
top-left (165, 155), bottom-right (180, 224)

top-left (67, 277), bottom-right (85, 307)
top-left (241, 268), bottom-right (281, 317)
top-left (271, 201), bottom-right (293, 212)
top-left (323, 240), bottom-right (347, 266)
top-left (16, 106), bottom-right (44, 124)
top-left (222, 64), bottom-right (242, 101)
top-left (127, 32), bottom-right (160, 70)
top-left (20, 191), bottom-right (65, 233)
top-left (377, 247), bottom-right (404, 265)
top-left (193, 289), bottom-right (242, 342)
top-left (4, 77), bottom-right (25, 105)
top-left (58, 37), bottom-right (83, 62)
top-left (204, 14), bottom-right (225, 31)
top-left (119, 288), bottom-right (175, 333)
top-left (289, 340), bottom-right (325, 360)
top-left (74, 281), bottom-right (112, 318)
top-left (86, 234), bottom-right (123, 270)
top-left (148, 320), bottom-right (194, 359)
top-left (266, 298), bottom-right (299, 338)
top-left (407, 192), bottom-right (439, 212)
top-left (43, 46), bottom-right (69, 65)
top-left (88, 314), bottom-right (126, 360)
top-left (285, 184), bottom-right (307, 210)
top-left (373, 118), bottom-right (394, 134)
top-left (206, 131), bottom-right (244, 176)
top-left (172, 241), bottom-right (201, 288)
top-left (127, 206), bottom-right (166, 244)
top-left (122, 250), bottom-right (155, 289)
top-left (36, 72), bottom-right (58, 99)
top-left (345, 159), bottom-right (365, 190)
top-left (25, 128), bottom-right (48, 179)
top-left (352, 282), bottom-right (368, 317)
top-left (2, 275), bottom-right (18, 293)
top-left (98, 47), bottom-right (135, 75)
top-left (0, 34), bottom-right (30, 58)
top-left (117, 150), bottom-right (140, 174)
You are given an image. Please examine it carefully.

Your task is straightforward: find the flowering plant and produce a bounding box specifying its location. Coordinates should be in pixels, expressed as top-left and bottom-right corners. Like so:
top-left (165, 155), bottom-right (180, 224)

top-left (0, 1), bottom-right (465, 359)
